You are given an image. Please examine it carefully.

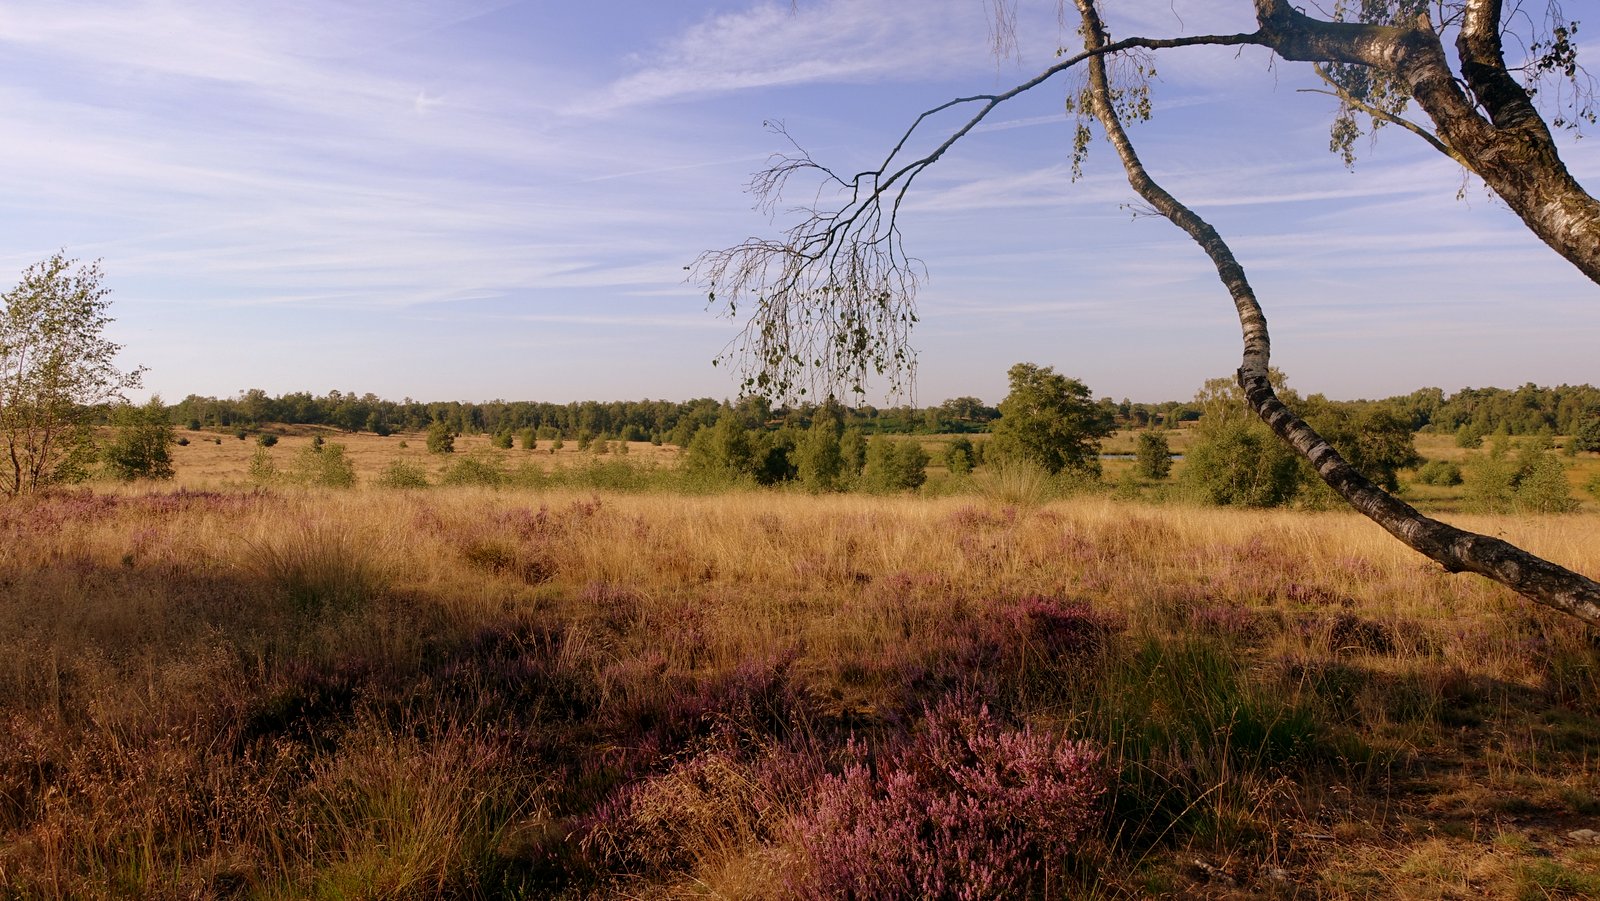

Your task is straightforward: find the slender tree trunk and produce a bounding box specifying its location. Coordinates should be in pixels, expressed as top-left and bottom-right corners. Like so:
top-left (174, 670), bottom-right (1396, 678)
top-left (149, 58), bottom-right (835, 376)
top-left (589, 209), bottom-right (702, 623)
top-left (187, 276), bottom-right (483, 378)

top-left (1077, 0), bottom-right (1600, 627)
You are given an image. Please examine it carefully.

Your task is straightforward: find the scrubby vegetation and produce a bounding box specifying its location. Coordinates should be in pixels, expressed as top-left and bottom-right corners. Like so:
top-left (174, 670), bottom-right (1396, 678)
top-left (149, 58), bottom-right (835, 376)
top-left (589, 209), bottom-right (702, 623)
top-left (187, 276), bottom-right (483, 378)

top-left (2, 486), bottom-right (1598, 898)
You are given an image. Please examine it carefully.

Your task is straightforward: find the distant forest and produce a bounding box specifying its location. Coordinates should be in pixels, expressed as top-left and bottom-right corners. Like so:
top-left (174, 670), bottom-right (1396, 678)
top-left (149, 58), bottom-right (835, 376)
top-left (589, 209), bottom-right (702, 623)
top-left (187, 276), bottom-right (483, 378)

top-left (155, 383), bottom-right (1600, 444)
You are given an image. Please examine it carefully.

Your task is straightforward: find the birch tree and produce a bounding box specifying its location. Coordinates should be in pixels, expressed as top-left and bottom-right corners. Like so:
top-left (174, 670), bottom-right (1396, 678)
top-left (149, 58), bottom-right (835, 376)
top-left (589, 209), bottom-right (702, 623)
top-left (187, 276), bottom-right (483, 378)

top-left (696, 0), bottom-right (1600, 627)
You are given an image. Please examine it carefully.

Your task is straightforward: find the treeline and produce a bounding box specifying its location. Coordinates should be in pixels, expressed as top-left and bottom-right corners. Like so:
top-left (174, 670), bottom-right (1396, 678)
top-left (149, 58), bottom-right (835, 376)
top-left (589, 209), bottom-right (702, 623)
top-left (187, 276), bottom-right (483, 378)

top-left (165, 390), bottom-right (1003, 443)
top-left (161, 382), bottom-right (1600, 443)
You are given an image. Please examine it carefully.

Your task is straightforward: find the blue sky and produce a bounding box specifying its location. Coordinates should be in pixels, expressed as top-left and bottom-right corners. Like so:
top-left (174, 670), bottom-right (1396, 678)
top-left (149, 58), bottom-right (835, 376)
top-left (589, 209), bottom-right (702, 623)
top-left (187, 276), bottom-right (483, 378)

top-left (2, 0), bottom-right (1595, 406)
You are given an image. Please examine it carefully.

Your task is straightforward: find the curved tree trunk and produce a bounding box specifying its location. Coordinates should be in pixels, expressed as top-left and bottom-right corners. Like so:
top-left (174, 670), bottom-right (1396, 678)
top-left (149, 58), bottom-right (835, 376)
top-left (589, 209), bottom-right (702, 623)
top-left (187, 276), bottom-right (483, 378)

top-left (1251, 0), bottom-right (1600, 286)
top-left (1076, 0), bottom-right (1600, 627)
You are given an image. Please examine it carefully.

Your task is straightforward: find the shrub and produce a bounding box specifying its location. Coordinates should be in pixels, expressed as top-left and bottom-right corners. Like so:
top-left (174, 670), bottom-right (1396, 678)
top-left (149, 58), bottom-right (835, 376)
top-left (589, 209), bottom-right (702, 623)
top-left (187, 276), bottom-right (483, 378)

top-left (518, 428), bottom-right (537, 451)
top-left (1574, 408), bottom-right (1600, 453)
top-left (788, 698), bottom-right (1105, 899)
top-left (375, 458), bottom-right (430, 489)
top-left (235, 428), bottom-right (248, 441)
top-left (1415, 459), bottom-right (1463, 486)
top-left (256, 433), bottom-right (278, 448)
top-left (245, 523), bottom-right (387, 613)
top-left (426, 421), bottom-right (455, 454)
top-left (101, 397), bottom-right (175, 481)
top-left (943, 436), bottom-right (975, 476)
top-left (289, 443), bottom-right (357, 488)
top-left (439, 454), bottom-right (505, 488)
top-left (859, 437), bottom-right (929, 492)
top-left (1183, 417), bottom-right (1302, 507)
top-left (1587, 471), bottom-right (1600, 501)
top-left (175, 436), bottom-right (189, 447)
top-left (1514, 454), bottom-right (1579, 513)
top-left (796, 420), bottom-right (845, 492)
top-left (247, 447), bottom-right (278, 485)
top-left (1133, 430), bottom-right (1172, 480)
top-left (491, 431), bottom-right (514, 449)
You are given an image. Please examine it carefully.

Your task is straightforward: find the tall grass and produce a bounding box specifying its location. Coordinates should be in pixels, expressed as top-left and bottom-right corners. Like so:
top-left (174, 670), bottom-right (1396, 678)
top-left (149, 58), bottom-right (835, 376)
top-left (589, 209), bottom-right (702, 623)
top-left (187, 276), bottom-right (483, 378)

top-left (1, 487), bottom-right (1597, 897)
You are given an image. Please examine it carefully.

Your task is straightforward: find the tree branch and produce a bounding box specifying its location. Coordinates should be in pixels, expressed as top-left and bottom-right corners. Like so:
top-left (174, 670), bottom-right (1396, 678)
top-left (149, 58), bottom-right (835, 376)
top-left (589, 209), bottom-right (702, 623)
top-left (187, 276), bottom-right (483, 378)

top-left (1301, 64), bottom-right (1469, 166)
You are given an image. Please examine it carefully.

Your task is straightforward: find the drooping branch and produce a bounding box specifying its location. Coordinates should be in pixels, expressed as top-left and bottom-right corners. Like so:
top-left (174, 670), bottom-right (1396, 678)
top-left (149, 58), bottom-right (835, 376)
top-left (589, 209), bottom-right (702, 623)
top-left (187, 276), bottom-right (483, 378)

top-left (692, 30), bottom-right (1263, 400)
top-left (1076, 0), bottom-right (1600, 627)
top-left (1300, 64), bottom-right (1469, 166)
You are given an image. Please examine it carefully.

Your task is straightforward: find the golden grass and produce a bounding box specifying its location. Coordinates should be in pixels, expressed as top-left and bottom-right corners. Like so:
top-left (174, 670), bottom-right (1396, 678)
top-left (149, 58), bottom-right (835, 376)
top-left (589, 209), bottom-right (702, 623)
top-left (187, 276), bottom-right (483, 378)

top-left (1, 485), bottom-right (1598, 897)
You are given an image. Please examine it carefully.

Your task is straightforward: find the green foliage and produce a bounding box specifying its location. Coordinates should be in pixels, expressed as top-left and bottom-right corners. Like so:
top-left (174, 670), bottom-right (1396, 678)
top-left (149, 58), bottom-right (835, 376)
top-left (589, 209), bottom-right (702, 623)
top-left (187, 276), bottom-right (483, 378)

top-left (1415, 459), bottom-right (1463, 486)
top-left (988, 363), bottom-right (1113, 476)
top-left (943, 436), bottom-right (974, 476)
top-left (0, 254), bottom-right (143, 495)
top-left (1183, 376), bottom-right (1304, 507)
top-left (439, 454), bottom-right (505, 488)
top-left (1466, 437), bottom-right (1578, 513)
top-left (491, 431), bottom-right (514, 449)
top-left (683, 412), bottom-right (757, 484)
top-left (1298, 399), bottom-right (1421, 493)
top-left (839, 426), bottom-right (867, 476)
top-left (101, 396), bottom-right (176, 482)
top-left (426, 421), bottom-right (455, 454)
top-left (257, 432), bottom-right (279, 447)
top-left (1455, 423), bottom-right (1486, 449)
top-left (289, 443), bottom-right (357, 488)
top-left (518, 428), bottom-right (537, 450)
top-left (1575, 408), bottom-right (1600, 453)
top-left (859, 436), bottom-right (929, 492)
top-left (1586, 471), bottom-right (1600, 501)
top-left (375, 458), bottom-right (430, 489)
top-left (795, 417), bottom-right (845, 492)
top-left (247, 447), bottom-right (278, 485)
top-left (1133, 431), bottom-right (1172, 480)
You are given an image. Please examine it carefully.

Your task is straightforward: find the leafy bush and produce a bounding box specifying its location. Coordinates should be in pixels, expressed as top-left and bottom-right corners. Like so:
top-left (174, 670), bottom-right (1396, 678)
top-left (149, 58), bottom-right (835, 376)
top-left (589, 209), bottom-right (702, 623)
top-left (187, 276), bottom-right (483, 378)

top-left (375, 459), bottom-right (430, 489)
top-left (943, 436), bottom-right (974, 476)
top-left (439, 454), bottom-right (505, 488)
top-left (426, 421), bottom-right (455, 454)
top-left (101, 397), bottom-right (175, 481)
top-left (289, 443), bottom-right (357, 488)
top-left (518, 428), bottom-right (537, 450)
top-left (1575, 408), bottom-right (1600, 454)
top-left (247, 447), bottom-right (278, 485)
top-left (1133, 430), bottom-right (1172, 480)
top-left (1183, 417), bottom-right (1302, 507)
top-left (491, 431), bottom-right (514, 449)
top-left (1415, 459), bottom-right (1463, 486)
top-left (256, 433), bottom-right (278, 448)
top-left (175, 436), bottom-right (189, 447)
top-left (860, 437), bottom-right (929, 492)
top-left (1465, 438), bottom-right (1577, 513)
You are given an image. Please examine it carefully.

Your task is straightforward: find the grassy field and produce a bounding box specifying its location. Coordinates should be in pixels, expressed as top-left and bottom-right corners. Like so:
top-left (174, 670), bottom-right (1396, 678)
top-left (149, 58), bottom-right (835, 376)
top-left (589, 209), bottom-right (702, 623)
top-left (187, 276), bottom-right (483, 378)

top-left (2, 468), bottom-right (1599, 898)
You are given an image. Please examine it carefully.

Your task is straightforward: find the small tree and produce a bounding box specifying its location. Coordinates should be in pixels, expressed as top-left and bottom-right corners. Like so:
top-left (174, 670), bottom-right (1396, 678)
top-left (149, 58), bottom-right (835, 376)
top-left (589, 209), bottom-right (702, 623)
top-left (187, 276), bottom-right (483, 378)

top-left (989, 363), bottom-right (1113, 477)
top-left (860, 436), bottom-right (929, 492)
top-left (426, 420), bottom-right (455, 454)
top-left (0, 254), bottom-right (143, 495)
top-left (796, 416), bottom-right (844, 491)
top-left (1575, 408), bottom-right (1600, 454)
top-left (943, 435), bottom-right (975, 475)
top-left (102, 396), bottom-right (175, 481)
top-left (1133, 431), bottom-right (1172, 480)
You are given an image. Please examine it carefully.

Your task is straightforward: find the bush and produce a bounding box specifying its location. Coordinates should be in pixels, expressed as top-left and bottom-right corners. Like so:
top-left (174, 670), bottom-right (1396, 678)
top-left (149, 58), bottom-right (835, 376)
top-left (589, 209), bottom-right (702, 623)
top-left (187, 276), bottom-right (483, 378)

top-left (859, 437), bottom-right (929, 492)
top-left (439, 454), bottom-right (505, 488)
top-left (1133, 430), bottom-right (1172, 480)
top-left (943, 436), bottom-right (974, 476)
top-left (247, 447), bottom-right (278, 485)
top-left (235, 428), bottom-right (248, 441)
top-left (175, 436), bottom-right (189, 447)
top-left (256, 433), bottom-right (278, 448)
top-left (101, 397), bottom-right (175, 481)
top-left (491, 431), bottom-right (514, 449)
top-left (426, 421), bottom-right (455, 454)
top-left (518, 428), bottom-right (537, 450)
top-left (1575, 409), bottom-right (1600, 454)
top-left (1184, 417), bottom-right (1302, 507)
top-left (375, 458), bottom-right (430, 489)
top-left (288, 443), bottom-right (357, 488)
top-left (1415, 459), bottom-right (1463, 486)
top-left (1465, 438), bottom-right (1578, 513)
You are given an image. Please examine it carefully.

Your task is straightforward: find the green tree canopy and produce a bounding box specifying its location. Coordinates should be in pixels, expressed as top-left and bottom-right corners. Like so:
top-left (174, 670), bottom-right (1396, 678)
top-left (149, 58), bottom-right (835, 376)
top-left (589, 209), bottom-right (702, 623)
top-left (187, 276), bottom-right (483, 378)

top-left (988, 363), bottom-right (1112, 476)
top-left (0, 254), bottom-right (143, 495)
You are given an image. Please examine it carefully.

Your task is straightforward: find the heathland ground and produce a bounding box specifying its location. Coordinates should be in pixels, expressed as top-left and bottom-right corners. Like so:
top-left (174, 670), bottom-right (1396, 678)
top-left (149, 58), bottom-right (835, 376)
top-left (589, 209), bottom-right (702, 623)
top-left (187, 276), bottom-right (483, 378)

top-left (2, 436), bottom-right (1599, 897)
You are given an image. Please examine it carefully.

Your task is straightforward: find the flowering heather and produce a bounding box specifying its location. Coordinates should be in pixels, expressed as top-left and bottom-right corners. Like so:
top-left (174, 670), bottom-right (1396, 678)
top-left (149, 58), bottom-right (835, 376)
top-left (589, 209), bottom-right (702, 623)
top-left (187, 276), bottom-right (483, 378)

top-left (788, 698), bottom-right (1106, 899)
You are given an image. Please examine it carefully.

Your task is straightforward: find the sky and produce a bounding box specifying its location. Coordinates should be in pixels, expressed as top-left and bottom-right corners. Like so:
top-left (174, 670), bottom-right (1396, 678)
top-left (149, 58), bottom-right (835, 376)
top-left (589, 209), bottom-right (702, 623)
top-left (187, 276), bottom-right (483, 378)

top-left (1, 0), bottom-right (1596, 407)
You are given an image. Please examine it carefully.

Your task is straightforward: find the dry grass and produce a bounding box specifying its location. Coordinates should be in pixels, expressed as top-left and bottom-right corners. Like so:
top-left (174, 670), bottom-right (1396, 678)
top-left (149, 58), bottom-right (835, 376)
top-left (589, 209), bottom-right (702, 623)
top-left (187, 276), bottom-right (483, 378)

top-left (1, 485), bottom-right (1598, 897)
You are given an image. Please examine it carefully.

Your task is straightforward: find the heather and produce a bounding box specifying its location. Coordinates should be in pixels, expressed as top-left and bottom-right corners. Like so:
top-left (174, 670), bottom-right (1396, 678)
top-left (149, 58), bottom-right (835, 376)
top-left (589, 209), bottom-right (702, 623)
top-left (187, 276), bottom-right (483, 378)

top-left (1, 487), bottom-right (1598, 898)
